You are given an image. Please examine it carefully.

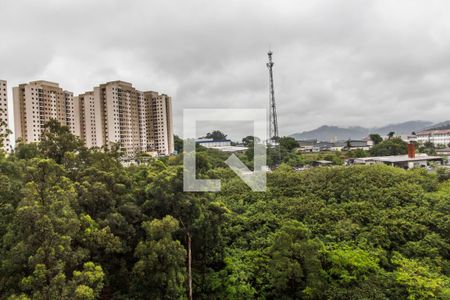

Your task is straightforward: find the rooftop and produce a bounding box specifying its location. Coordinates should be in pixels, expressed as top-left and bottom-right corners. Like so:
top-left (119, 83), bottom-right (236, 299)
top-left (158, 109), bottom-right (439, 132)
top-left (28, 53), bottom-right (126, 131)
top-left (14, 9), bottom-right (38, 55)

top-left (211, 146), bottom-right (248, 152)
top-left (29, 80), bottom-right (60, 88)
top-left (356, 154), bottom-right (442, 163)
top-left (417, 129), bottom-right (450, 135)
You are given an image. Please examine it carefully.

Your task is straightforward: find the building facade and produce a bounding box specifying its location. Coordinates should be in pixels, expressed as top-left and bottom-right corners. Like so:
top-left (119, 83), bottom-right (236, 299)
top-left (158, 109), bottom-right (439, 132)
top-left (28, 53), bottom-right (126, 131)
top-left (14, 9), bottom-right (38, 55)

top-left (145, 92), bottom-right (174, 155)
top-left (91, 81), bottom-right (142, 154)
top-left (76, 91), bottom-right (101, 148)
top-left (11, 80), bottom-right (174, 156)
top-left (76, 81), bottom-right (174, 156)
top-left (416, 130), bottom-right (450, 147)
top-left (13, 80), bottom-right (78, 143)
top-left (0, 80), bottom-right (11, 152)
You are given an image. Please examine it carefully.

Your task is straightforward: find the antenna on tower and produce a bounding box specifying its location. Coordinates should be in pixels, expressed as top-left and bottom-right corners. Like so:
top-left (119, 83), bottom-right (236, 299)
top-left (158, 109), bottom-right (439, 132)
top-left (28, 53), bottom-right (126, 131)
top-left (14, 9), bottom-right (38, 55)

top-left (267, 50), bottom-right (279, 141)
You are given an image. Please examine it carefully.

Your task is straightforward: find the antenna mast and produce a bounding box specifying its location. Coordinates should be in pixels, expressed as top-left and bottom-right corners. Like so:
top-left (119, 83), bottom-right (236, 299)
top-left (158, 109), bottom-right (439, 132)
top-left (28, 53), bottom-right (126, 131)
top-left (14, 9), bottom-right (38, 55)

top-left (267, 51), bottom-right (279, 140)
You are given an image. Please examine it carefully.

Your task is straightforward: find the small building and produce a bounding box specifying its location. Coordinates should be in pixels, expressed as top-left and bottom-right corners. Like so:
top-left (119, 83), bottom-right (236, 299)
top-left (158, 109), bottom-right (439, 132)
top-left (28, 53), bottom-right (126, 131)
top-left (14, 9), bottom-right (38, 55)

top-left (211, 145), bottom-right (248, 153)
top-left (352, 143), bottom-right (443, 169)
top-left (354, 154), bottom-right (442, 169)
top-left (317, 141), bottom-right (335, 151)
top-left (312, 160), bottom-right (333, 167)
top-left (196, 138), bottom-right (232, 148)
top-left (436, 148), bottom-right (450, 156)
top-left (341, 139), bottom-right (373, 151)
top-left (297, 139), bottom-right (320, 152)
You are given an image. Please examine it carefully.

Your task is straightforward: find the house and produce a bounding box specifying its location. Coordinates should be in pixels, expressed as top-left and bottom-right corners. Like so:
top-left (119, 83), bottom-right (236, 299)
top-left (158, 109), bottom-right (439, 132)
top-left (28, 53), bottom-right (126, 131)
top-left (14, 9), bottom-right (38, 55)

top-left (297, 139), bottom-right (320, 152)
top-left (316, 141), bottom-right (335, 151)
top-left (341, 139), bottom-right (373, 151)
top-left (353, 144), bottom-right (442, 169)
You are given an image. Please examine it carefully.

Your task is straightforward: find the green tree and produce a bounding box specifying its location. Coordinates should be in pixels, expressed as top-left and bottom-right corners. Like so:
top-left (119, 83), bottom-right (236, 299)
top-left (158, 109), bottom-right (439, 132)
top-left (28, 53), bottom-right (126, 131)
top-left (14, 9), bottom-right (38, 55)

top-left (1, 159), bottom-right (104, 299)
top-left (132, 216), bottom-right (187, 299)
top-left (39, 120), bottom-right (83, 164)
top-left (174, 135), bottom-right (183, 153)
top-left (278, 137), bottom-right (299, 151)
top-left (370, 133), bottom-right (383, 145)
top-left (370, 137), bottom-right (408, 156)
top-left (205, 130), bottom-right (227, 141)
top-left (392, 252), bottom-right (450, 299)
top-left (242, 136), bottom-right (260, 147)
top-left (267, 220), bottom-right (325, 299)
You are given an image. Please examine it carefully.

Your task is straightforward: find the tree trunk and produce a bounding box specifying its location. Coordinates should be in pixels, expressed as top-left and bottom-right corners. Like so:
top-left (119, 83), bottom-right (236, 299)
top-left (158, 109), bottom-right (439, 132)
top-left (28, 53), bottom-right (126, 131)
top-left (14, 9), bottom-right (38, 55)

top-left (187, 232), bottom-right (193, 300)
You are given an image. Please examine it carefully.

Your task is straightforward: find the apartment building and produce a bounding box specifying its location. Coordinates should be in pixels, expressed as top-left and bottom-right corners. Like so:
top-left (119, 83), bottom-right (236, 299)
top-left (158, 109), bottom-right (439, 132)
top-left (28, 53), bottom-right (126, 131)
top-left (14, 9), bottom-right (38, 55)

top-left (13, 80), bottom-right (78, 143)
top-left (65, 91), bottom-right (81, 137)
top-left (90, 81), bottom-right (142, 154)
top-left (0, 80), bottom-right (11, 152)
top-left (79, 81), bottom-right (174, 156)
top-left (11, 79), bottom-right (174, 156)
top-left (146, 92), bottom-right (174, 155)
top-left (76, 91), bottom-right (102, 148)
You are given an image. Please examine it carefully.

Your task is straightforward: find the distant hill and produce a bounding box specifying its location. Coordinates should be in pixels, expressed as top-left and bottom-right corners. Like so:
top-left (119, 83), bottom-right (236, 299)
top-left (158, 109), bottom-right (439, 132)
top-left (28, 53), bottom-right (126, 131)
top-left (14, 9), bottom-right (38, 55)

top-left (290, 120), bottom-right (433, 141)
top-left (421, 120), bottom-right (450, 131)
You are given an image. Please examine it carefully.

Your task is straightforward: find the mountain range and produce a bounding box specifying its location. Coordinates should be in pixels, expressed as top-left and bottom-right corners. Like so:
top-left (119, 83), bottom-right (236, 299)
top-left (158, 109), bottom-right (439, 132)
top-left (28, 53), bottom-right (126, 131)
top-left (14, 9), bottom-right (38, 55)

top-left (290, 120), bottom-right (438, 141)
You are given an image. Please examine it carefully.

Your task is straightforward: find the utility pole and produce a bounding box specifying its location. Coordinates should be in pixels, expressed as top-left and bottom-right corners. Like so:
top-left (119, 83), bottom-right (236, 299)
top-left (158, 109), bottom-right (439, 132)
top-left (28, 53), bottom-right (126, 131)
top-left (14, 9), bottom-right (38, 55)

top-left (267, 51), bottom-right (279, 141)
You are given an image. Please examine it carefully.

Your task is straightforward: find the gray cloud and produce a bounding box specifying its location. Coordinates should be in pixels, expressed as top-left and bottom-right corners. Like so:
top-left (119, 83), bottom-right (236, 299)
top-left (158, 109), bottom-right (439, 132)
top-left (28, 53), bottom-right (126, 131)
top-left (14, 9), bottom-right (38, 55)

top-left (1, 0), bottom-right (450, 140)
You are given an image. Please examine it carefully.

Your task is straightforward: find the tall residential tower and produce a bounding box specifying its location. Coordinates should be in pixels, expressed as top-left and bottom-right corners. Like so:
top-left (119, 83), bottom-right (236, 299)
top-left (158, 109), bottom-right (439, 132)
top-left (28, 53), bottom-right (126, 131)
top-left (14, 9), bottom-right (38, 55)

top-left (76, 81), bottom-right (174, 156)
top-left (13, 80), bottom-right (79, 143)
top-left (12, 80), bottom-right (174, 156)
top-left (0, 80), bottom-right (11, 152)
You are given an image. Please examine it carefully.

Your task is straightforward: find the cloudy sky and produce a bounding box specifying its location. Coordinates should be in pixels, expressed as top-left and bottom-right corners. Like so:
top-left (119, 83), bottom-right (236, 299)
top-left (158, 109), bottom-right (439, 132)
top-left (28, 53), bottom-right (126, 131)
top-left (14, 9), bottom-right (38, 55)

top-left (2, 0), bottom-right (450, 140)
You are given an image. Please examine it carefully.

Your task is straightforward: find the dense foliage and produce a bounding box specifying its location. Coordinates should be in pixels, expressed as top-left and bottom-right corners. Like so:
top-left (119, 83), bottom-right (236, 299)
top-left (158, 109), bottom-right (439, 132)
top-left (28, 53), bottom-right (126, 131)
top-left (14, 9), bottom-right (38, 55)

top-left (0, 123), bottom-right (449, 299)
top-left (370, 137), bottom-right (408, 156)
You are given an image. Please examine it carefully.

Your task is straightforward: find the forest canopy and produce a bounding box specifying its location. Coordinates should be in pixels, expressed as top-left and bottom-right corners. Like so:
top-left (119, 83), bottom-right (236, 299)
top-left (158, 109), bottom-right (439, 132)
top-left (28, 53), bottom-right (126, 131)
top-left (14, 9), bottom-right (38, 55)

top-left (0, 121), bottom-right (449, 299)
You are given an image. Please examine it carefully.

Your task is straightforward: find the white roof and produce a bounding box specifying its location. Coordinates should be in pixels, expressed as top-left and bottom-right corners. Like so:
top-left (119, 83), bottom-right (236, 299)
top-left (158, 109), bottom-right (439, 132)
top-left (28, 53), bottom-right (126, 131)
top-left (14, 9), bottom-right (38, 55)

top-left (211, 146), bottom-right (248, 152)
top-left (356, 154), bottom-right (442, 163)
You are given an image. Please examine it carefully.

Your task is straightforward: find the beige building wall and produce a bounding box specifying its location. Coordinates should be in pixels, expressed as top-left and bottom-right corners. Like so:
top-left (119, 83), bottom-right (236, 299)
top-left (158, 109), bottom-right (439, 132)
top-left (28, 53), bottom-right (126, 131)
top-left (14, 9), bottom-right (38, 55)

top-left (92, 81), bottom-right (141, 155)
top-left (65, 91), bottom-right (81, 137)
top-left (13, 81), bottom-right (77, 143)
top-left (137, 91), bottom-right (148, 152)
top-left (32, 80), bottom-right (177, 157)
top-left (77, 92), bottom-right (102, 148)
top-left (0, 80), bottom-right (11, 152)
top-left (142, 92), bottom-right (174, 155)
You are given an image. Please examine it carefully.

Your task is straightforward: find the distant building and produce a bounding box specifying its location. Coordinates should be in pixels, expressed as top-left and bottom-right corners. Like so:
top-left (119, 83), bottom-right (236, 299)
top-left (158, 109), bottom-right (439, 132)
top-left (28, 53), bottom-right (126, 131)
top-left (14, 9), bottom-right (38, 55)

top-left (354, 154), bottom-right (442, 169)
top-left (13, 80), bottom-right (174, 156)
top-left (76, 92), bottom-right (99, 148)
top-left (344, 139), bottom-right (373, 151)
top-left (353, 145), bottom-right (442, 169)
top-left (297, 139), bottom-right (336, 152)
top-left (296, 138), bottom-right (372, 152)
top-left (146, 92), bottom-right (173, 156)
top-left (312, 160), bottom-right (333, 167)
top-left (0, 80), bottom-right (11, 152)
top-left (196, 138), bottom-right (231, 148)
top-left (13, 80), bottom-right (78, 143)
top-left (436, 148), bottom-right (450, 156)
top-left (401, 134), bottom-right (417, 143)
top-left (416, 129), bottom-right (450, 147)
top-left (81, 81), bottom-right (174, 156)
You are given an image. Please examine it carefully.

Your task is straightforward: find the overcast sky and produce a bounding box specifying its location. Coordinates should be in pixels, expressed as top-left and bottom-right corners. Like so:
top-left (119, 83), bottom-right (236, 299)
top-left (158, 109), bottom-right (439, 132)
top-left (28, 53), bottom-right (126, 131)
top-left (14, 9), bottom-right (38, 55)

top-left (2, 0), bottom-right (450, 140)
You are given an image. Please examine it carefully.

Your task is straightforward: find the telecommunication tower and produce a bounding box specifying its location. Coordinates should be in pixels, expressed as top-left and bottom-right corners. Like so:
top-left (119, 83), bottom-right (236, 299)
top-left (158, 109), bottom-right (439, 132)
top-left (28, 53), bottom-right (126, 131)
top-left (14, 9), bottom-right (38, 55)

top-left (267, 51), bottom-right (279, 141)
